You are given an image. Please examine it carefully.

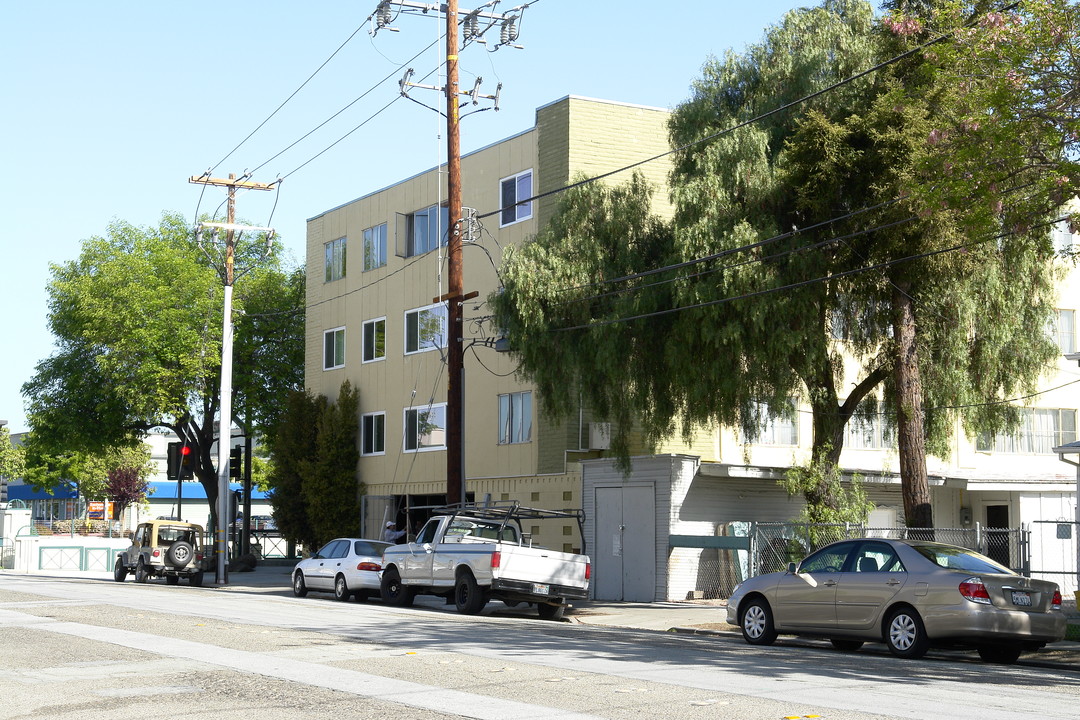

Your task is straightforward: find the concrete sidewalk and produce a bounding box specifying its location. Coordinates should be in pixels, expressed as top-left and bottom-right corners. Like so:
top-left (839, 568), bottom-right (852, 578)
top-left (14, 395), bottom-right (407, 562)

top-left (215, 563), bottom-right (1080, 669)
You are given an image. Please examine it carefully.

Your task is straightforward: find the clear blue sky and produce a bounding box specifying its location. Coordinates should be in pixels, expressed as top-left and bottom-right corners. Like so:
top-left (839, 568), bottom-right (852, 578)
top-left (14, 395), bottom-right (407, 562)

top-left (1, 0), bottom-right (819, 434)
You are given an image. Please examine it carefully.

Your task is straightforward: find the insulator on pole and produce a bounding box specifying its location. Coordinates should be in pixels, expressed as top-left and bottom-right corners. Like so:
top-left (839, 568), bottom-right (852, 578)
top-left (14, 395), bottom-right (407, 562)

top-left (500, 17), bottom-right (518, 45)
top-left (376, 3), bottom-right (393, 29)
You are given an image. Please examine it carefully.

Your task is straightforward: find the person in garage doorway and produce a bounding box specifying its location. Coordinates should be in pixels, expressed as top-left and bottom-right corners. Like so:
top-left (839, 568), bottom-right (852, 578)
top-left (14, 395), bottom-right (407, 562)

top-left (383, 521), bottom-right (406, 543)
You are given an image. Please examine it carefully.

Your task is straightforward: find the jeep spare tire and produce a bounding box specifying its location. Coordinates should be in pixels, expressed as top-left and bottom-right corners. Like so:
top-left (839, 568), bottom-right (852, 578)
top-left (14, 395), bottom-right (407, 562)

top-left (166, 541), bottom-right (193, 568)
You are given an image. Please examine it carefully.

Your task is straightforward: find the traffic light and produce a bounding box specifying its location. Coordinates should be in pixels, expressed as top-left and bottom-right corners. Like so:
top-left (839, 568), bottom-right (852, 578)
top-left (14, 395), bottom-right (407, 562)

top-left (0, 476), bottom-right (7, 504)
top-left (167, 442), bottom-right (195, 481)
top-left (229, 446), bottom-right (243, 479)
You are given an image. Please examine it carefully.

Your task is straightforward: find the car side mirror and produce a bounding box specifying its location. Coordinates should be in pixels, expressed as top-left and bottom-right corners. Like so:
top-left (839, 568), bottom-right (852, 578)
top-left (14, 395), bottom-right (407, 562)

top-left (787, 562), bottom-right (797, 574)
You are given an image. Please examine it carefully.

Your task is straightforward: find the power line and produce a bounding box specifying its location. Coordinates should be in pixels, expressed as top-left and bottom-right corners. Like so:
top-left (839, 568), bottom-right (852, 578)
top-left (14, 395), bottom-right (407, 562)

top-left (250, 38), bottom-right (442, 179)
top-left (208, 22), bottom-right (368, 175)
top-left (475, 3), bottom-right (1021, 225)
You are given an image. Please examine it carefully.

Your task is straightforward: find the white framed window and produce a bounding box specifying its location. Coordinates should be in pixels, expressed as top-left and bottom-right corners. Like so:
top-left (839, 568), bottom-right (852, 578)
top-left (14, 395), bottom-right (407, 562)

top-left (745, 399), bottom-right (799, 446)
top-left (323, 327), bottom-right (345, 370)
top-left (363, 223), bottom-right (387, 271)
top-left (324, 236), bottom-right (347, 282)
top-left (846, 403), bottom-right (895, 450)
top-left (397, 204), bottom-right (449, 258)
top-left (362, 317), bottom-right (386, 363)
top-left (362, 412), bottom-right (386, 456)
top-left (404, 403), bottom-right (446, 452)
top-left (1050, 309), bottom-right (1075, 354)
top-left (405, 303), bottom-right (447, 355)
top-left (499, 169), bottom-right (533, 227)
top-left (977, 408), bottom-right (1077, 454)
top-left (498, 391), bottom-right (532, 444)
top-left (1052, 220), bottom-right (1075, 254)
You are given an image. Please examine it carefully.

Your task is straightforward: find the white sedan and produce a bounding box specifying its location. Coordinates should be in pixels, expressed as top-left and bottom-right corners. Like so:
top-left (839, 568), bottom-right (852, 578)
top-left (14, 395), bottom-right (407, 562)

top-left (292, 538), bottom-right (391, 602)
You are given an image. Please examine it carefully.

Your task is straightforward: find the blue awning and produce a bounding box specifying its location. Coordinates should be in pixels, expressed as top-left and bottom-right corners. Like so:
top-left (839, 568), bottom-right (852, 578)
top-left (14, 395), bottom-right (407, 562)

top-left (7, 483), bottom-right (79, 501)
top-left (147, 481), bottom-right (271, 500)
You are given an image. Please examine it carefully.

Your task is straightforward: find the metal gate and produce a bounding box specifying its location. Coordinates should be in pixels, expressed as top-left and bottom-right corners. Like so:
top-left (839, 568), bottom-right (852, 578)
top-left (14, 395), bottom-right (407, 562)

top-left (1029, 520), bottom-right (1079, 597)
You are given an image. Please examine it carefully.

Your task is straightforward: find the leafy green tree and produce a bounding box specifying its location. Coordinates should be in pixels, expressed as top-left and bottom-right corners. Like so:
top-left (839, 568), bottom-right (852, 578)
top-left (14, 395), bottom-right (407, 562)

top-left (267, 389), bottom-right (324, 549)
top-left (0, 426), bottom-right (26, 489)
top-left (494, 0), bottom-right (1063, 526)
top-left (22, 212), bottom-right (304, 525)
top-left (925, 0), bottom-right (1080, 246)
top-left (302, 381), bottom-right (361, 548)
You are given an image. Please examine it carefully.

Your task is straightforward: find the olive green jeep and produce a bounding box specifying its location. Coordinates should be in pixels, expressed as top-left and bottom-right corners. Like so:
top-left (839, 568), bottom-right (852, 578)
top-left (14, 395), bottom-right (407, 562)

top-left (114, 520), bottom-right (207, 586)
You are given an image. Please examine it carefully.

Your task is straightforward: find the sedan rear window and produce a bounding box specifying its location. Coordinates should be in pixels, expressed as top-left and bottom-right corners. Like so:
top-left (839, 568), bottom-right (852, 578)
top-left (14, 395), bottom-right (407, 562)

top-left (910, 543), bottom-right (1013, 574)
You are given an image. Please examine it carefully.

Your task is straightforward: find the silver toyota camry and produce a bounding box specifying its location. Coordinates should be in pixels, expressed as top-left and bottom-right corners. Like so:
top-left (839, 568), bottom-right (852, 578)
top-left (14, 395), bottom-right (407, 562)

top-left (727, 537), bottom-right (1066, 663)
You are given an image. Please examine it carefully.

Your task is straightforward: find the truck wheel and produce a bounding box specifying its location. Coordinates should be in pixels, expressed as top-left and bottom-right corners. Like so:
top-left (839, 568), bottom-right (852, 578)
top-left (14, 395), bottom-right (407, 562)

top-left (454, 571), bottom-right (487, 615)
top-left (166, 541), bottom-right (193, 568)
top-left (189, 571), bottom-right (204, 587)
top-left (134, 559), bottom-right (149, 584)
top-left (380, 567), bottom-right (415, 607)
top-left (537, 601), bottom-right (566, 621)
top-left (166, 574), bottom-right (180, 586)
top-left (113, 557), bottom-right (128, 582)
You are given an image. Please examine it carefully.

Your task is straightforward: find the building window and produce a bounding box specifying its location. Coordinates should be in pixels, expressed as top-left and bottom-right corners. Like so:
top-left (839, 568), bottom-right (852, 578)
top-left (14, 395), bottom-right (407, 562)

top-left (500, 170), bottom-right (533, 227)
top-left (362, 412), bottom-right (385, 455)
top-left (398, 204), bottom-right (449, 257)
top-left (498, 391), bottom-right (532, 444)
top-left (363, 223), bottom-right (387, 271)
top-left (977, 408), bottom-right (1077, 454)
top-left (1052, 220), bottom-right (1075, 254)
top-left (405, 303), bottom-right (447, 355)
top-left (746, 399), bottom-right (799, 446)
top-left (324, 237), bottom-right (346, 282)
top-left (846, 404), bottom-right (895, 450)
top-left (1050, 309), bottom-right (1076, 354)
top-left (362, 317), bottom-right (386, 363)
top-left (404, 404), bottom-right (446, 452)
top-left (323, 327), bottom-right (345, 370)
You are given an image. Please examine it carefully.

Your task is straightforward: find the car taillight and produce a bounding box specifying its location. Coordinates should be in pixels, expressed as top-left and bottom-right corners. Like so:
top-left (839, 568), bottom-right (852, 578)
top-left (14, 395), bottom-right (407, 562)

top-left (959, 576), bottom-right (992, 604)
top-left (585, 563), bottom-right (591, 580)
top-left (491, 550), bottom-right (501, 569)
top-left (1052, 590), bottom-right (1062, 609)
top-left (357, 562), bottom-right (381, 572)
top-left (196, 553), bottom-right (203, 561)
top-left (152, 549), bottom-right (161, 558)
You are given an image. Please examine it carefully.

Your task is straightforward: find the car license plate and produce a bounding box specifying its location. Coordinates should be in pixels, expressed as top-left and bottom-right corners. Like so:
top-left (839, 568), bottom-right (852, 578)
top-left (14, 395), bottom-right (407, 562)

top-left (1011, 591), bottom-right (1031, 606)
top-left (532, 583), bottom-right (550, 595)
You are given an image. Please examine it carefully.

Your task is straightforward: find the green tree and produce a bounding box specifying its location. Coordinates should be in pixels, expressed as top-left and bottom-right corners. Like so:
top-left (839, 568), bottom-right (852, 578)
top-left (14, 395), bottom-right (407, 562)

top-left (22, 212), bottom-right (304, 525)
top-left (0, 426), bottom-right (26, 493)
top-left (924, 0), bottom-right (1080, 246)
top-left (494, 0), bottom-right (1063, 526)
top-left (267, 389), bottom-right (325, 549)
top-left (302, 380), bottom-right (361, 548)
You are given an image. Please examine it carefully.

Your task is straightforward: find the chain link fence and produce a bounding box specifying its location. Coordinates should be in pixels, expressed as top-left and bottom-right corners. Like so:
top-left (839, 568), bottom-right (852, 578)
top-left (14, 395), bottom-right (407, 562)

top-left (674, 522), bottom-right (1030, 601)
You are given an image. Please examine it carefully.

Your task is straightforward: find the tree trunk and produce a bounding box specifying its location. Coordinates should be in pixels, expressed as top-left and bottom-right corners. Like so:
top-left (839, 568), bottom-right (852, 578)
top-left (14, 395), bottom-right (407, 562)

top-left (892, 284), bottom-right (933, 529)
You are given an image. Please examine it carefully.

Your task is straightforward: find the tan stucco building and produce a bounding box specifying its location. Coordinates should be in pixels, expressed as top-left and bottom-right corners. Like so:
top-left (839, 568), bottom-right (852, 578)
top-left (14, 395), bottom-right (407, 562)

top-left (305, 96), bottom-right (674, 551)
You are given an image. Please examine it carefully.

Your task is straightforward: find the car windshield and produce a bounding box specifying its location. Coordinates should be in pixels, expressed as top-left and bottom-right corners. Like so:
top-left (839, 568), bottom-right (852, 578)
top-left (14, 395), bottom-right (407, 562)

top-left (910, 543), bottom-right (1013, 574)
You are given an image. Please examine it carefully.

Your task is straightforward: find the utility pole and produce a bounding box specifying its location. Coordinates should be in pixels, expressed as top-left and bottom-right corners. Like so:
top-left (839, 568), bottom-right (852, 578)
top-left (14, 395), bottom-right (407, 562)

top-left (445, 0), bottom-right (464, 505)
top-left (374, 0), bottom-right (521, 506)
top-left (187, 172), bottom-right (275, 585)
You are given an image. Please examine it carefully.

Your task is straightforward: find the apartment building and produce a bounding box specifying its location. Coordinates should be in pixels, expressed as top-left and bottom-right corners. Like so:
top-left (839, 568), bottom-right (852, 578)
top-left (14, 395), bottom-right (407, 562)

top-left (305, 96), bottom-right (673, 552)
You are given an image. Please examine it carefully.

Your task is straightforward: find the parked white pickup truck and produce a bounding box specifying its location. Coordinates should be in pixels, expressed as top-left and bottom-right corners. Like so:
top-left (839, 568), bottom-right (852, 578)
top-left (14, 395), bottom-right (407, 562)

top-left (379, 502), bottom-right (591, 620)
